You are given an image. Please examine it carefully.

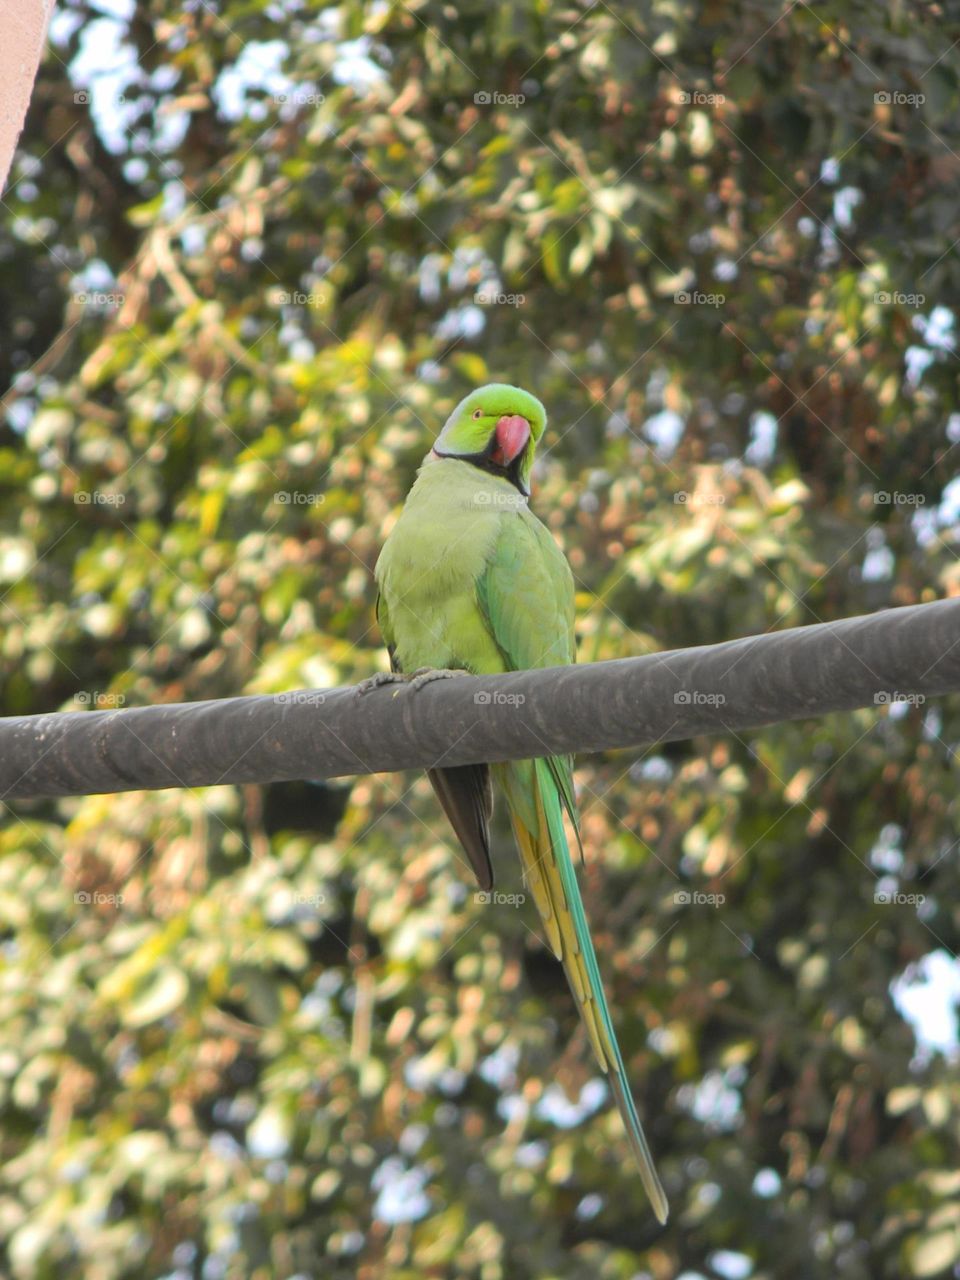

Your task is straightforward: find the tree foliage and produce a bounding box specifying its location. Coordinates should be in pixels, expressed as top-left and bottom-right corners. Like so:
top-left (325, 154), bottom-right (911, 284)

top-left (1, 1), bottom-right (959, 1277)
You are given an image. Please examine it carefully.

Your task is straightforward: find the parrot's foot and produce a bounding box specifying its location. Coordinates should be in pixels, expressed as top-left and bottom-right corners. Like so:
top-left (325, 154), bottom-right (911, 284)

top-left (355, 668), bottom-right (470, 697)
top-left (355, 672), bottom-right (407, 696)
top-left (406, 667), bottom-right (471, 692)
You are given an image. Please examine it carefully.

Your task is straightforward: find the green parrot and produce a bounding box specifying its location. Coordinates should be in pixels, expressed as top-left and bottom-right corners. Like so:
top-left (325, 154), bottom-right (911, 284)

top-left (373, 383), bottom-right (668, 1222)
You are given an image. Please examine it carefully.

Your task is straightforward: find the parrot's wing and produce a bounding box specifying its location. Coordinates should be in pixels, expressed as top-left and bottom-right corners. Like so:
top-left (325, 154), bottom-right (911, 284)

top-left (475, 512), bottom-right (581, 842)
top-left (474, 511), bottom-right (583, 941)
top-left (475, 512), bottom-right (577, 668)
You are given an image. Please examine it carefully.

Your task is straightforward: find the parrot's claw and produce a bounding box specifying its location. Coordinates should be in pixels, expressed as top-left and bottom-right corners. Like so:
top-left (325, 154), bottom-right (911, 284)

top-left (355, 672), bottom-right (407, 696)
top-left (406, 667), bottom-right (471, 692)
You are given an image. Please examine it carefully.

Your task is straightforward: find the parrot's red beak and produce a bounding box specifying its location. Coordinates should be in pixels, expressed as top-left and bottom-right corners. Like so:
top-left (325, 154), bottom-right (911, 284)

top-left (490, 414), bottom-right (530, 466)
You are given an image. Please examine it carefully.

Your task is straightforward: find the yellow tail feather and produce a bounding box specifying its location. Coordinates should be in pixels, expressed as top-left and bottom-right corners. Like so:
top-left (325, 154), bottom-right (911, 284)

top-left (509, 768), bottom-right (669, 1224)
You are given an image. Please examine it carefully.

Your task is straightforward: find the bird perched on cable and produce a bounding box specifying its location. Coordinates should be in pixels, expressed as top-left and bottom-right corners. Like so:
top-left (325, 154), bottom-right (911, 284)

top-left (372, 383), bottom-right (668, 1222)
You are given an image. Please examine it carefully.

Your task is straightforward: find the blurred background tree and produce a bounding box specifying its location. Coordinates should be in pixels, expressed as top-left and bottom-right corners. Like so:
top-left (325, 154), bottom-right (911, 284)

top-left (1, 1), bottom-right (959, 1276)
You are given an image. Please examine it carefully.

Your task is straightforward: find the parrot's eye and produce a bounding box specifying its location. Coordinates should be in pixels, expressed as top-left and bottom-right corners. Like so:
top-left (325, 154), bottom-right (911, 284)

top-left (473, 408), bottom-right (483, 419)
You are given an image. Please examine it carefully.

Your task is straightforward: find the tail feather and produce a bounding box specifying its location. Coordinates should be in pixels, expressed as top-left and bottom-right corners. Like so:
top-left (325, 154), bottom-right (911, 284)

top-left (510, 757), bottom-right (668, 1224)
top-left (427, 764), bottom-right (494, 891)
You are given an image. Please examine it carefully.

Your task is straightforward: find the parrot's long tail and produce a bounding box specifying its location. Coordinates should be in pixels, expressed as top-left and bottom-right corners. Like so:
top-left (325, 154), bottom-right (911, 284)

top-left (508, 757), bottom-right (669, 1224)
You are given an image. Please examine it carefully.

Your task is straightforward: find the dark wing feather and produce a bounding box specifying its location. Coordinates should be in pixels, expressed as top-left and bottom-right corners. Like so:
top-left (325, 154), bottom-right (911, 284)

top-left (377, 592), bottom-right (494, 889)
top-left (426, 764), bottom-right (494, 891)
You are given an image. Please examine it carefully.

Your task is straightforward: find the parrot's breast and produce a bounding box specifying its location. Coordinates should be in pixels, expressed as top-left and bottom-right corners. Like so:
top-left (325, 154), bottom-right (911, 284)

top-left (374, 458), bottom-right (521, 675)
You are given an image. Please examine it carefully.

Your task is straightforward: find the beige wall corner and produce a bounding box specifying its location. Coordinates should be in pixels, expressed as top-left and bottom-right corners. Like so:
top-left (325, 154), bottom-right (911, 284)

top-left (0, 0), bottom-right (56, 194)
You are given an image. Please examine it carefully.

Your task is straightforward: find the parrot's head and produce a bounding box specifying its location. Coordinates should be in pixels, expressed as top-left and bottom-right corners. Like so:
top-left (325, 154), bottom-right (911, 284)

top-left (432, 383), bottom-right (547, 495)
